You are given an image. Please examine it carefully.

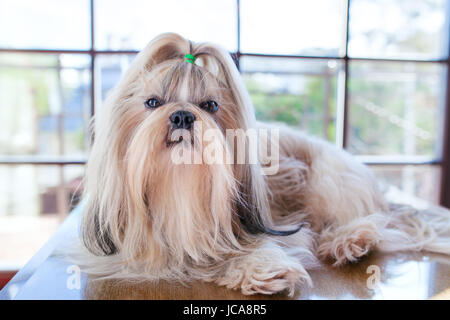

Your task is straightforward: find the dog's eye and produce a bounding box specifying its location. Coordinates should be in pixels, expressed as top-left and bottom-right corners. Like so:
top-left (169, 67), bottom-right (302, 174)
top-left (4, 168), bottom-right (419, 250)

top-left (199, 100), bottom-right (219, 113)
top-left (144, 98), bottom-right (162, 109)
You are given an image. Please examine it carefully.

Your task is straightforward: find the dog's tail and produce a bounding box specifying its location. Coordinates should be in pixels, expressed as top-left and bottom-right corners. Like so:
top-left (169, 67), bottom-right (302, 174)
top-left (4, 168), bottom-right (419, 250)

top-left (376, 203), bottom-right (450, 255)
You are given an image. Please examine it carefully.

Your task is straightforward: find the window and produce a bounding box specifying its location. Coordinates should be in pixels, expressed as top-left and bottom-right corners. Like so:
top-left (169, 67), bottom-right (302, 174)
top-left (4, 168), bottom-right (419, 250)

top-left (0, 0), bottom-right (449, 267)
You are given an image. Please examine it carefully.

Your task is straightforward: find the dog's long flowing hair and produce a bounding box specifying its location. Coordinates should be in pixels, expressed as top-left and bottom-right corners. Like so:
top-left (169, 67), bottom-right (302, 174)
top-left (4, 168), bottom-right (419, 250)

top-left (77, 33), bottom-right (450, 293)
top-left (80, 33), bottom-right (300, 281)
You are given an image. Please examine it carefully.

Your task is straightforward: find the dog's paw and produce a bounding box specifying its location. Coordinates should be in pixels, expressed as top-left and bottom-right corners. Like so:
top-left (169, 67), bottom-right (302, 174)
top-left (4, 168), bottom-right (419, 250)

top-left (240, 267), bottom-right (306, 296)
top-left (317, 227), bottom-right (379, 266)
top-left (217, 263), bottom-right (311, 296)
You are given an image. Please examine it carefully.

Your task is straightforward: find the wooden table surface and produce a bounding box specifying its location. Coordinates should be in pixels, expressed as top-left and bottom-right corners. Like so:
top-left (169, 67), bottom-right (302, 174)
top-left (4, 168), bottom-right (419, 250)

top-left (1, 204), bottom-right (449, 300)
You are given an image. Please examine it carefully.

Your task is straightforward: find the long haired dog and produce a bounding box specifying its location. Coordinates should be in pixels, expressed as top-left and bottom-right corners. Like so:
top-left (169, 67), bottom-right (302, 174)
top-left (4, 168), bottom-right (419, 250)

top-left (80, 33), bottom-right (450, 295)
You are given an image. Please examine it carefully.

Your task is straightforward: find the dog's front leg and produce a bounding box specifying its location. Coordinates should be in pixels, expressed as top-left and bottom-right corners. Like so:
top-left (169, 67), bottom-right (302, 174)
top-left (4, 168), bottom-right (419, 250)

top-left (214, 238), bottom-right (312, 296)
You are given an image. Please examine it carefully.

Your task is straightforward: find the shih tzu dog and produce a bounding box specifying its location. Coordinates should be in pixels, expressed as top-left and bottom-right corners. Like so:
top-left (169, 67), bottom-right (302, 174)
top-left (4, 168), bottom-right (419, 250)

top-left (79, 33), bottom-right (450, 295)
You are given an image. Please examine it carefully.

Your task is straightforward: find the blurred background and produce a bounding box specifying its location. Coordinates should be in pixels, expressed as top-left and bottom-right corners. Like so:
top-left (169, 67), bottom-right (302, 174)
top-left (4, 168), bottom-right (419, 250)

top-left (0, 0), bottom-right (449, 279)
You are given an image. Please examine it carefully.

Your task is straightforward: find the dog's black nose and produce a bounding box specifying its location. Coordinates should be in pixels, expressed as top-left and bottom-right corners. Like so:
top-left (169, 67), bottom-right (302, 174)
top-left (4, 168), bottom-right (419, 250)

top-left (169, 110), bottom-right (196, 129)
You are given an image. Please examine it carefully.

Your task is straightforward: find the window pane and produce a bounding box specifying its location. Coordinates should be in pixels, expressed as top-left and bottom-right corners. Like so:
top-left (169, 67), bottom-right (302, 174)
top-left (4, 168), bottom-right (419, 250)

top-left (95, 0), bottom-right (237, 51)
top-left (0, 0), bottom-right (91, 50)
top-left (240, 0), bottom-right (346, 56)
top-left (0, 53), bottom-right (91, 157)
top-left (240, 56), bottom-right (341, 142)
top-left (348, 61), bottom-right (446, 157)
top-left (370, 165), bottom-right (440, 206)
top-left (0, 165), bottom-right (84, 216)
top-left (0, 165), bottom-right (84, 266)
top-left (348, 0), bottom-right (449, 59)
top-left (94, 54), bottom-right (136, 120)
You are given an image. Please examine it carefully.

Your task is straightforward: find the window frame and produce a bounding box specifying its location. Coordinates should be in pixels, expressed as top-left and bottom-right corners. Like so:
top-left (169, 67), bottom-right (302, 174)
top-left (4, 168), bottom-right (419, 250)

top-left (0, 0), bottom-right (449, 207)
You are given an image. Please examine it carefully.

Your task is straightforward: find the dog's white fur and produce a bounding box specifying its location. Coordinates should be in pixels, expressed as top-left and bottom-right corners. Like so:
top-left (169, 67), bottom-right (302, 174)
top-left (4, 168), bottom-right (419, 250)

top-left (79, 33), bottom-right (450, 296)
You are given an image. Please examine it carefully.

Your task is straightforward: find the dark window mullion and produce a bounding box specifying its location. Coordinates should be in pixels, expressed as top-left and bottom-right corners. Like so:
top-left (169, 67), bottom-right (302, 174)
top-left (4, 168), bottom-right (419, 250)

top-left (342, 0), bottom-right (351, 149)
top-left (90, 0), bottom-right (95, 118)
top-left (236, 0), bottom-right (241, 71)
top-left (0, 157), bottom-right (87, 165)
top-left (439, 0), bottom-right (450, 208)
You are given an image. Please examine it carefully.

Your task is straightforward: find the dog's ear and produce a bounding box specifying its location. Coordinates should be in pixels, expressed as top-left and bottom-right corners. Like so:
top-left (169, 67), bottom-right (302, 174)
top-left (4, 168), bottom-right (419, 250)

top-left (81, 205), bottom-right (118, 255)
top-left (193, 44), bottom-right (256, 129)
top-left (82, 212), bottom-right (117, 255)
top-left (97, 33), bottom-right (191, 115)
top-left (119, 33), bottom-right (190, 87)
top-left (141, 33), bottom-right (190, 70)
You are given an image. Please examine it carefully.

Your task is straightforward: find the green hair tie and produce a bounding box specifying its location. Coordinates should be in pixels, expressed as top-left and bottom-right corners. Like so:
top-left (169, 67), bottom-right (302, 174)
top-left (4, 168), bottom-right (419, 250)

top-left (184, 54), bottom-right (196, 65)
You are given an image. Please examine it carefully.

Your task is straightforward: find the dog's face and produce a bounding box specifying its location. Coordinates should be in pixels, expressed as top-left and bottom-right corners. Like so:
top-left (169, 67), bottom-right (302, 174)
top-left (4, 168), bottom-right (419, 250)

top-left (82, 34), bottom-right (286, 273)
top-left (122, 58), bottom-right (239, 159)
